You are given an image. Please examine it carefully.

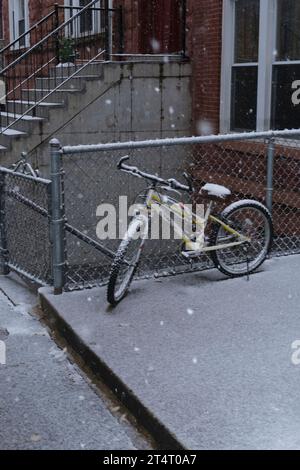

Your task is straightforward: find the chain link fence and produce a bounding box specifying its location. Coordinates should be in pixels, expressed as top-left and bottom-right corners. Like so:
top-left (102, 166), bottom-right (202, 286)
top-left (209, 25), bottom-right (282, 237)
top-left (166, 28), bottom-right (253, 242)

top-left (59, 132), bottom-right (300, 292)
top-left (1, 131), bottom-right (299, 293)
top-left (0, 168), bottom-right (52, 286)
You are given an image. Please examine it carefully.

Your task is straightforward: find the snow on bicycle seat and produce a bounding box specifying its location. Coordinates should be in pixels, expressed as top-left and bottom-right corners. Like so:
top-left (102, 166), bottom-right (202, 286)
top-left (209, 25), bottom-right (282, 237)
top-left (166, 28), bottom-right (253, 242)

top-left (200, 183), bottom-right (231, 200)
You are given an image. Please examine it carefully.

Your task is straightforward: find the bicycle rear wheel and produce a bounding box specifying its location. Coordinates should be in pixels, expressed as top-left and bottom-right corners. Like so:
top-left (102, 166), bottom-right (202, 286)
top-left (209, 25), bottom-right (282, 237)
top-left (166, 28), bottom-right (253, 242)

top-left (210, 200), bottom-right (273, 277)
top-left (107, 218), bottom-right (146, 306)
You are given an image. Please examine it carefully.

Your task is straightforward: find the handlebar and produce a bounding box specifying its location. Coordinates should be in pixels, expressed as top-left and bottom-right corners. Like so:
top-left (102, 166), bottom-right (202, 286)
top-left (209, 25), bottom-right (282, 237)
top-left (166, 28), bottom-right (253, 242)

top-left (117, 156), bottom-right (193, 193)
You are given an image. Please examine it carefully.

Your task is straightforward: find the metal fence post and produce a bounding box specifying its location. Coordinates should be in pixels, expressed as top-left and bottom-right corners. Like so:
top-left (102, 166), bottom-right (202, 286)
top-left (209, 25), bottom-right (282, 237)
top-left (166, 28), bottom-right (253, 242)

top-left (50, 139), bottom-right (65, 295)
top-left (0, 172), bottom-right (10, 275)
top-left (266, 138), bottom-right (275, 214)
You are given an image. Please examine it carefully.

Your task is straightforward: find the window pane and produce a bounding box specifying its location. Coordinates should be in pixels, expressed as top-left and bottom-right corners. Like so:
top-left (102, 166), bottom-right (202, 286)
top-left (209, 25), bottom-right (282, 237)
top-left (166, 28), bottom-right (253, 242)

top-left (80, 0), bottom-right (93, 33)
top-left (271, 64), bottom-right (300, 130)
top-left (231, 66), bottom-right (258, 131)
top-left (0, 0), bottom-right (3, 39)
top-left (276, 0), bottom-right (300, 61)
top-left (234, 0), bottom-right (259, 63)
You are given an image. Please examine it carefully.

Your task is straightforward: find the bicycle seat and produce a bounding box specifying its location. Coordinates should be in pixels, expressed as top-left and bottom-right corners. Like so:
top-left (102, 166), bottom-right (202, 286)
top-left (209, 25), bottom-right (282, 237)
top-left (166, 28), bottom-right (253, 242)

top-left (200, 183), bottom-right (231, 200)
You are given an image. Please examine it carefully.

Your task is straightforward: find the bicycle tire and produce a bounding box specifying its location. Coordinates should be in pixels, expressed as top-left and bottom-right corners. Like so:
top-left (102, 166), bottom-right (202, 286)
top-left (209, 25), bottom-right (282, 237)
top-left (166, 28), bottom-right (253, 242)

top-left (210, 200), bottom-right (273, 277)
top-left (107, 219), bottom-right (145, 306)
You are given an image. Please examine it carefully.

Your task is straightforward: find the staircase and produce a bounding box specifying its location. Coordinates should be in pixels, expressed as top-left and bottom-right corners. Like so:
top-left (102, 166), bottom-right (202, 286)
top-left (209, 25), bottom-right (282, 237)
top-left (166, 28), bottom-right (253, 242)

top-left (0, 1), bottom-right (191, 170)
top-left (0, 0), bottom-right (123, 164)
top-left (0, 62), bottom-right (106, 156)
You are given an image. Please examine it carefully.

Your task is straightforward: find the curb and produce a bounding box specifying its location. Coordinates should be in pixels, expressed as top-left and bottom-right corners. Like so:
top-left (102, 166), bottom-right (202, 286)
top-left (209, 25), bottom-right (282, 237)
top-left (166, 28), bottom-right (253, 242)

top-left (39, 290), bottom-right (186, 450)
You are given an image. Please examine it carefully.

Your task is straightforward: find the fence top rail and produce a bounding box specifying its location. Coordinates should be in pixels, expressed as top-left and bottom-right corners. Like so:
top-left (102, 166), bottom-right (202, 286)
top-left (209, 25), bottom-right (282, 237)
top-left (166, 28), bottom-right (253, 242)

top-left (61, 129), bottom-right (300, 155)
top-left (0, 167), bottom-right (51, 185)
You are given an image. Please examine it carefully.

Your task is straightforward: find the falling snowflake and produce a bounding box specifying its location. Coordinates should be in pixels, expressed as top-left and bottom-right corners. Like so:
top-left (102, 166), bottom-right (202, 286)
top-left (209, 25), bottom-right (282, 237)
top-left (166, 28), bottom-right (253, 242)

top-left (196, 120), bottom-right (213, 136)
top-left (150, 38), bottom-right (160, 52)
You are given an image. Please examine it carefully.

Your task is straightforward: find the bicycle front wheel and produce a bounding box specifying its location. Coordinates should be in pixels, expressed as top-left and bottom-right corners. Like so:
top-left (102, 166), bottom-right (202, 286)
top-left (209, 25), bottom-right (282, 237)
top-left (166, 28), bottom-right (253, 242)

top-left (107, 218), bottom-right (146, 306)
top-left (210, 200), bottom-right (273, 277)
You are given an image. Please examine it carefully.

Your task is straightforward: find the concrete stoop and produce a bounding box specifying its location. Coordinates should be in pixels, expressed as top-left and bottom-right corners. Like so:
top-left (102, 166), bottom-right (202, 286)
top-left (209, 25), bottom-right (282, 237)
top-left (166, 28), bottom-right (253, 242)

top-left (0, 60), bottom-right (192, 171)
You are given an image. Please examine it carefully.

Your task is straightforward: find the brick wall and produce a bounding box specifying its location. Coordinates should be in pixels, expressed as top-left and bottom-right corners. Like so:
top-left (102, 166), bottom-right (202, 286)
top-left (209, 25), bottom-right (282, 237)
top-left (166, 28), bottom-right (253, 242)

top-left (2, 0), bottom-right (55, 43)
top-left (116, 0), bottom-right (185, 54)
top-left (116, 0), bottom-right (223, 134)
top-left (28, 0), bottom-right (54, 25)
top-left (187, 0), bottom-right (223, 135)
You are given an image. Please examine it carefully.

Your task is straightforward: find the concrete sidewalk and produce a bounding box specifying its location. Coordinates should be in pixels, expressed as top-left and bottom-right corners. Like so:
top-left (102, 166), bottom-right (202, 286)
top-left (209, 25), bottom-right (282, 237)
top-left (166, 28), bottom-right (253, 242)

top-left (40, 255), bottom-right (300, 450)
top-left (0, 274), bottom-right (145, 450)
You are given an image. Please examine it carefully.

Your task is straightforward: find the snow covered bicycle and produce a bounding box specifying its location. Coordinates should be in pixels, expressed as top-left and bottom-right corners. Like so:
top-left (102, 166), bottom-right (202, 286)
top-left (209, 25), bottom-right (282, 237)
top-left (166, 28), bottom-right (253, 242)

top-left (107, 156), bottom-right (273, 306)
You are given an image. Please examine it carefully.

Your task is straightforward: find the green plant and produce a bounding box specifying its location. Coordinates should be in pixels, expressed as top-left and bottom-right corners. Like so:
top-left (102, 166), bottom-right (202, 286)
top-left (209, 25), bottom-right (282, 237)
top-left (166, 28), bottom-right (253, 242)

top-left (58, 37), bottom-right (76, 63)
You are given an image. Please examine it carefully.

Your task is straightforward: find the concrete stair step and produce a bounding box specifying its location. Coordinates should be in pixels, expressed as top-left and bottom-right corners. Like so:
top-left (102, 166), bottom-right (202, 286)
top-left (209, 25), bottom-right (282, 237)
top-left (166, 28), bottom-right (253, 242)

top-left (0, 112), bottom-right (44, 133)
top-left (6, 100), bottom-right (64, 118)
top-left (35, 75), bottom-right (100, 90)
top-left (22, 88), bottom-right (83, 102)
top-left (49, 62), bottom-right (103, 78)
top-left (0, 127), bottom-right (27, 150)
top-left (0, 127), bottom-right (27, 136)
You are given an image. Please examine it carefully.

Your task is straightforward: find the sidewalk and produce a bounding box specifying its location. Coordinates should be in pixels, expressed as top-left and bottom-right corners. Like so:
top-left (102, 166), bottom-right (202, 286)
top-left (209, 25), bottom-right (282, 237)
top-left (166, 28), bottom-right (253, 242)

top-left (0, 274), bottom-right (145, 450)
top-left (40, 255), bottom-right (300, 450)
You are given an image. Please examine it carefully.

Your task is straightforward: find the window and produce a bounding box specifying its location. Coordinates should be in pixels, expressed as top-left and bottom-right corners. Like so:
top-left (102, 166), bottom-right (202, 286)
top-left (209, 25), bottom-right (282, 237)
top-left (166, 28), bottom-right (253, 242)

top-left (9, 0), bottom-right (29, 48)
top-left (9, 0), bottom-right (29, 47)
top-left (0, 0), bottom-right (3, 39)
top-left (221, 0), bottom-right (300, 132)
top-left (64, 0), bottom-right (111, 37)
top-left (231, 0), bottom-right (259, 131)
top-left (79, 0), bottom-right (93, 33)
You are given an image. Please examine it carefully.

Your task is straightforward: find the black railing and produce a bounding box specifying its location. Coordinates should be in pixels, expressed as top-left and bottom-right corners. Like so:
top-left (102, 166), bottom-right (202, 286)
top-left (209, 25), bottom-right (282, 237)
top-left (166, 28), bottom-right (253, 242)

top-left (0, 0), bottom-right (123, 135)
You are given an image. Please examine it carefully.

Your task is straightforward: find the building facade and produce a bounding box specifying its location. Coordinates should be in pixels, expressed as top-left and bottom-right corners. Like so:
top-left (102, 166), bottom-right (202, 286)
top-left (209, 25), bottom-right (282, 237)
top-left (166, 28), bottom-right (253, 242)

top-left (1, 0), bottom-right (300, 135)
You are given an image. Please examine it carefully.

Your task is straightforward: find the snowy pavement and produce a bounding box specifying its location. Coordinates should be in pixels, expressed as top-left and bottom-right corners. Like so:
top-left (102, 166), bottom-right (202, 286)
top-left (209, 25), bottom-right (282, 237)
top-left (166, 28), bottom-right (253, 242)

top-left (0, 274), bottom-right (149, 450)
top-left (40, 255), bottom-right (300, 450)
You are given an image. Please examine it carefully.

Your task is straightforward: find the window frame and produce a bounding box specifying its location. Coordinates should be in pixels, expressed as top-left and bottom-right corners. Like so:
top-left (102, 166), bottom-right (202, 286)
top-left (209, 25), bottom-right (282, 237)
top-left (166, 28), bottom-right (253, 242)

top-left (220, 0), bottom-right (285, 133)
top-left (0, 0), bottom-right (3, 40)
top-left (64, 0), bottom-right (112, 38)
top-left (9, 0), bottom-right (30, 48)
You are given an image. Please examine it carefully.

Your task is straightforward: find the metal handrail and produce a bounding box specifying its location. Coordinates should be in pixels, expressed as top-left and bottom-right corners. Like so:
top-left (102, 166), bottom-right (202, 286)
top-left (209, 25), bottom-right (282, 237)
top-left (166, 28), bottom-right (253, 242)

top-left (0, 9), bottom-right (57, 57)
top-left (1, 0), bottom-right (104, 76)
top-left (0, 0), bottom-right (122, 135)
top-left (2, 50), bottom-right (106, 135)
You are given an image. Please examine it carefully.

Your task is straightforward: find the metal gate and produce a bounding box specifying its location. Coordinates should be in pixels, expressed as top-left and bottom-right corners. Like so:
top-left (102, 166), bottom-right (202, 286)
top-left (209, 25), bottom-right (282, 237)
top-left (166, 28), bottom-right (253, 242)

top-left (0, 166), bottom-right (52, 286)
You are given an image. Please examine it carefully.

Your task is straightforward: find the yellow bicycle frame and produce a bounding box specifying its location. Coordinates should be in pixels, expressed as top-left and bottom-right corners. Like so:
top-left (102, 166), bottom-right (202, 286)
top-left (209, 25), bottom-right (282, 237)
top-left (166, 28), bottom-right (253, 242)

top-left (145, 189), bottom-right (251, 253)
